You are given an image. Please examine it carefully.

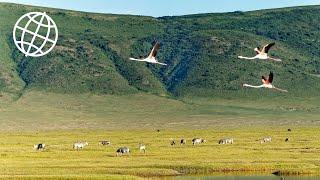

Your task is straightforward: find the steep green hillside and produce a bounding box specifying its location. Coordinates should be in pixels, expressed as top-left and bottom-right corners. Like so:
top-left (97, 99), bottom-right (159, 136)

top-left (0, 3), bottom-right (319, 100)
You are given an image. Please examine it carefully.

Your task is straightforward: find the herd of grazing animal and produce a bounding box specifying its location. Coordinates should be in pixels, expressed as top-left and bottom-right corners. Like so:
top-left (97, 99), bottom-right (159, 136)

top-left (33, 129), bottom-right (293, 156)
top-left (33, 140), bottom-right (143, 156)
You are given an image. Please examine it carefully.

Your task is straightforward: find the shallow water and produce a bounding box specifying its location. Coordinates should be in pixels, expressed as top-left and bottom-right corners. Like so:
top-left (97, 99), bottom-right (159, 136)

top-left (162, 176), bottom-right (320, 180)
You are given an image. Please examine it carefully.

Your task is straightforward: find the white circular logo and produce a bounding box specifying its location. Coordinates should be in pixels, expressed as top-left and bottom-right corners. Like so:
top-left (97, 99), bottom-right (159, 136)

top-left (13, 12), bottom-right (58, 57)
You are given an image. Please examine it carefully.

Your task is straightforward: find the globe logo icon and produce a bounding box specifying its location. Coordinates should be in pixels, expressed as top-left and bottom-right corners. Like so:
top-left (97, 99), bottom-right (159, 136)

top-left (13, 12), bottom-right (58, 57)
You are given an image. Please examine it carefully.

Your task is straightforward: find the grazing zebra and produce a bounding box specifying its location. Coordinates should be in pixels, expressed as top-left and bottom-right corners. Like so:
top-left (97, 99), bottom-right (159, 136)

top-left (192, 138), bottom-right (206, 145)
top-left (170, 140), bottom-right (176, 146)
top-left (34, 143), bottom-right (45, 150)
top-left (260, 137), bottom-right (272, 144)
top-left (219, 138), bottom-right (234, 145)
top-left (99, 140), bottom-right (111, 146)
top-left (139, 144), bottom-right (146, 153)
top-left (73, 142), bottom-right (88, 150)
top-left (116, 147), bottom-right (130, 156)
top-left (180, 139), bottom-right (186, 145)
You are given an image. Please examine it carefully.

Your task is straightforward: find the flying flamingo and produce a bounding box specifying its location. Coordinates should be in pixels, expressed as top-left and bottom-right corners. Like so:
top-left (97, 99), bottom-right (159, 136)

top-left (238, 42), bottom-right (282, 62)
top-left (243, 72), bottom-right (288, 92)
top-left (129, 42), bottom-right (167, 66)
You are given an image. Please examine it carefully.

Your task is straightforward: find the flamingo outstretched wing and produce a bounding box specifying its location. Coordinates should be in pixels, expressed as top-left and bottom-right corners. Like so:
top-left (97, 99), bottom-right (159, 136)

top-left (262, 42), bottom-right (275, 53)
top-left (148, 42), bottom-right (160, 58)
top-left (268, 72), bottom-right (274, 83)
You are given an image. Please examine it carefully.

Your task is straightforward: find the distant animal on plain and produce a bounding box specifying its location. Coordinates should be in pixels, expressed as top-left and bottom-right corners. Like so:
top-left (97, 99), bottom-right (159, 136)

top-left (73, 142), bottom-right (88, 150)
top-left (285, 138), bottom-right (290, 142)
top-left (192, 138), bottom-right (206, 145)
top-left (260, 137), bottom-right (272, 144)
top-left (116, 147), bottom-right (130, 156)
top-left (99, 140), bottom-right (111, 146)
top-left (180, 139), bottom-right (186, 145)
top-left (238, 42), bottom-right (282, 62)
top-left (156, 129), bottom-right (161, 132)
top-left (288, 129), bottom-right (292, 132)
top-left (170, 140), bottom-right (176, 146)
top-left (34, 143), bottom-right (45, 151)
top-left (219, 138), bottom-right (234, 145)
top-left (243, 72), bottom-right (288, 92)
top-left (139, 144), bottom-right (146, 153)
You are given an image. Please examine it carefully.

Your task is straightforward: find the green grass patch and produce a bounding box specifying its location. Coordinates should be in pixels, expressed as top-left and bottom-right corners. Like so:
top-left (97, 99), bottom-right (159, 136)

top-left (0, 128), bottom-right (319, 178)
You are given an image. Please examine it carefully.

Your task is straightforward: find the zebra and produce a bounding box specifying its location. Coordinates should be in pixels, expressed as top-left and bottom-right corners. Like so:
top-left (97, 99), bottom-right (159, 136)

top-left (192, 138), bottom-right (206, 145)
top-left (139, 144), bottom-right (146, 153)
top-left (219, 138), bottom-right (234, 145)
top-left (260, 137), bottom-right (272, 144)
top-left (34, 143), bottom-right (45, 151)
top-left (116, 147), bottom-right (130, 156)
top-left (73, 142), bottom-right (88, 150)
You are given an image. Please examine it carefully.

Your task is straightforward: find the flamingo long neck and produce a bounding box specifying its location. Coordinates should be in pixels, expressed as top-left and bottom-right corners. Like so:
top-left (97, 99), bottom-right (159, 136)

top-left (129, 58), bottom-right (145, 61)
top-left (243, 84), bottom-right (264, 88)
top-left (238, 56), bottom-right (257, 60)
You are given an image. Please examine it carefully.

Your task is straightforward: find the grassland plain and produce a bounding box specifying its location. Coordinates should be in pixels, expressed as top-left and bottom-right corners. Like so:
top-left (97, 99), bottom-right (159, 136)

top-left (0, 90), bottom-right (319, 131)
top-left (0, 128), bottom-right (319, 179)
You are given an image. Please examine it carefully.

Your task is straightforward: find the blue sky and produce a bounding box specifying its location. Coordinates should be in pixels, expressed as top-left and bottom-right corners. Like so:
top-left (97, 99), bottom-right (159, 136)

top-left (1, 0), bottom-right (319, 17)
